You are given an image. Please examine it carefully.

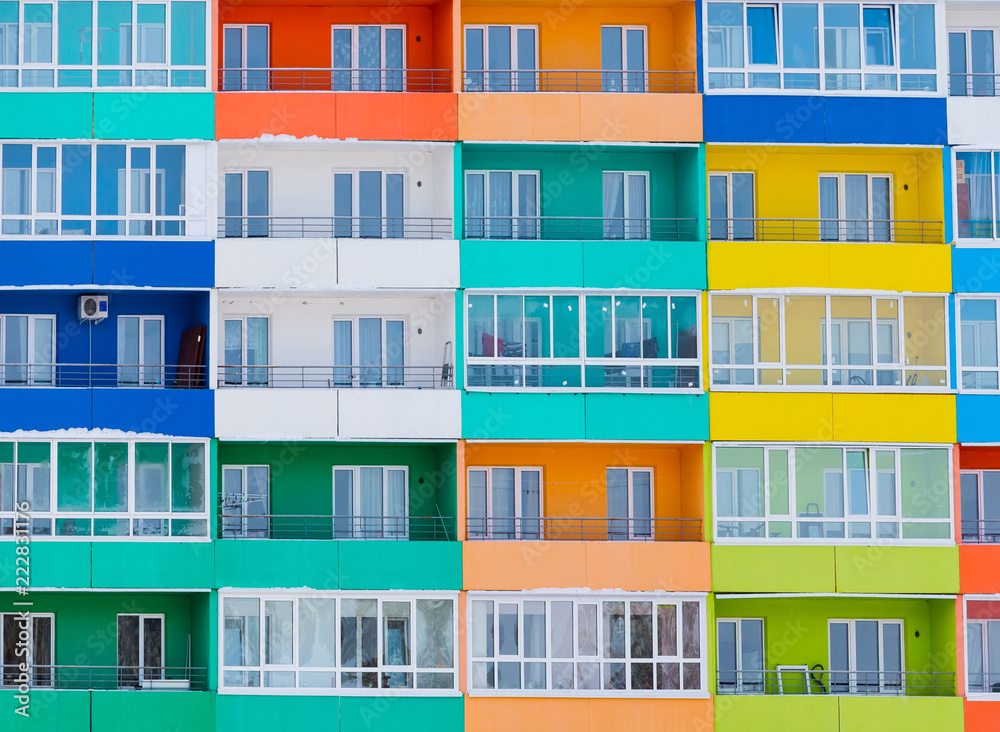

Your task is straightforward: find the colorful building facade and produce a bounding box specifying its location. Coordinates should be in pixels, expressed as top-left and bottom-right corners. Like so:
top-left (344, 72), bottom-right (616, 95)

top-left (0, 0), bottom-right (995, 730)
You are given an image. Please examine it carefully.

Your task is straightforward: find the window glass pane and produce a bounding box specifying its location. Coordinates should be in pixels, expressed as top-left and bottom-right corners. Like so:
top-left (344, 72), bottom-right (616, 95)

top-left (56, 442), bottom-right (92, 511)
top-left (135, 442), bottom-right (169, 512)
top-left (94, 442), bottom-right (128, 512)
top-left (551, 295), bottom-right (580, 359)
top-left (903, 297), bottom-right (947, 386)
top-left (171, 2), bottom-right (206, 66)
top-left (154, 145), bottom-right (185, 217)
top-left (899, 4), bottom-right (935, 70)
top-left (957, 152), bottom-right (993, 239)
top-left (58, 1), bottom-right (93, 65)
top-left (681, 602), bottom-right (700, 658)
top-left (264, 599), bottom-right (293, 666)
top-left (784, 296), bottom-right (826, 385)
top-left (24, 4), bottom-right (53, 64)
top-left (96, 145), bottom-right (126, 222)
top-left (824, 4), bottom-right (860, 69)
top-left (16, 443), bottom-right (50, 514)
top-left (416, 599), bottom-right (453, 669)
top-left (862, 7), bottom-right (893, 66)
top-left (747, 6), bottom-right (777, 65)
top-left (768, 448), bottom-right (789, 516)
top-left (62, 144), bottom-right (92, 216)
top-left (900, 448), bottom-right (949, 519)
top-left (707, 3), bottom-right (744, 68)
top-left (796, 447), bottom-right (845, 538)
top-left (171, 443), bottom-right (205, 512)
top-left (136, 4), bottom-right (165, 64)
top-left (224, 598), bottom-right (260, 668)
top-left (783, 3), bottom-right (819, 68)
top-left (97, 1), bottom-right (131, 66)
top-left (742, 619), bottom-right (763, 672)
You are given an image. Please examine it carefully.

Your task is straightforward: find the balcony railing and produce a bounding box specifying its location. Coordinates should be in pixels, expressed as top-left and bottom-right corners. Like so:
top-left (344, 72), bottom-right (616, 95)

top-left (5, 665), bottom-right (207, 691)
top-left (217, 365), bottom-right (453, 389)
top-left (708, 218), bottom-right (943, 244)
top-left (217, 216), bottom-right (453, 240)
top-left (461, 69), bottom-right (696, 93)
top-left (463, 216), bottom-right (700, 241)
top-left (465, 517), bottom-right (702, 541)
top-left (949, 74), bottom-right (1000, 97)
top-left (716, 669), bottom-right (955, 697)
top-left (467, 362), bottom-right (700, 390)
top-left (218, 68), bottom-right (452, 92)
top-left (968, 673), bottom-right (1000, 694)
top-left (218, 514), bottom-right (454, 541)
top-left (0, 364), bottom-right (206, 389)
top-left (961, 519), bottom-right (1000, 544)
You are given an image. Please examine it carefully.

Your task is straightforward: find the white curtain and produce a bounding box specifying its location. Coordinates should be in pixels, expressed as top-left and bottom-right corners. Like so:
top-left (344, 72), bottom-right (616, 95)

top-left (603, 172), bottom-right (624, 239)
top-left (488, 171), bottom-right (512, 238)
top-left (845, 174), bottom-right (869, 241)
top-left (298, 598), bottom-right (336, 668)
top-left (360, 467), bottom-right (383, 537)
top-left (333, 469), bottom-right (354, 537)
top-left (386, 469), bottom-right (406, 538)
top-left (491, 467), bottom-right (515, 538)
top-left (359, 318), bottom-right (382, 387)
top-left (626, 174), bottom-right (647, 239)
top-left (465, 173), bottom-right (485, 238)
top-left (520, 469), bottom-right (541, 538)
top-left (969, 622), bottom-right (985, 691)
top-left (333, 320), bottom-right (353, 387)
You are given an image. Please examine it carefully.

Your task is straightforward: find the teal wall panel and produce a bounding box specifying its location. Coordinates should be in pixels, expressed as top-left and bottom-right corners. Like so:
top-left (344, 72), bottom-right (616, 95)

top-left (91, 542), bottom-right (216, 589)
top-left (580, 241), bottom-right (706, 289)
top-left (214, 695), bottom-right (341, 732)
top-left (461, 240), bottom-right (585, 288)
top-left (0, 542), bottom-right (91, 589)
top-left (94, 93), bottom-right (214, 139)
top-left (338, 541), bottom-right (462, 590)
top-left (4, 690), bottom-right (90, 732)
top-left (0, 93), bottom-right (93, 138)
top-left (340, 696), bottom-right (463, 732)
top-left (462, 392), bottom-right (587, 440)
top-left (214, 540), bottom-right (340, 589)
top-left (92, 692), bottom-right (215, 732)
top-left (584, 393), bottom-right (709, 441)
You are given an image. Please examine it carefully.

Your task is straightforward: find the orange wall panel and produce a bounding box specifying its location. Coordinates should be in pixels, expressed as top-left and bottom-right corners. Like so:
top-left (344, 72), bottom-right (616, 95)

top-left (335, 92), bottom-right (458, 139)
top-left (578, 92), bottom-right (701, 142)
top-left (960, 546), bottom-right (1000, 594)
top-left (964, 700), bottom-right (1000, 732)
top-left (465, 697), bottom-right (713, 732)
top-left (959, 446), bottom-right (1000, 470)
top-left (459, 93), bottom-right (584, 140)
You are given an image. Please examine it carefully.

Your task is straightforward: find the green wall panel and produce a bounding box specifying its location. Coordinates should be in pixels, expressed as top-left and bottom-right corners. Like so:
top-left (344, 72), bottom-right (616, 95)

top-left (338, 542), bottom-right (461, 590)
top-left (4, 690), bottom-right (90, 732)
top-left (714, 696), bottom-right (840, 732)
top-left (462, 392), bottom-right (587, 440)
top-left (215, 695), bottom-right (340, 731)
top-left (91, 691), bottom-right (215, 732)
top-left (215, 540), bottom-right (339, 589)
top-left (461, 240), bottom-right (585, 288)
top-left (583, 393), bottom-right (708, 440)
top-left (834, 546), bottom-right (958, 594)
top-left (838, 697), bottom-right (963, 732)
top-left (93, 93), bottom-right (214, 139)
top-left (340, 696), bottom-right (463, 732)
top-left (91, 543), bottom-right (215, 589)
top-left (0, 542), bottom-right (91, 589)
top-left (581, 241), bottom-right (706, 289)
top-left (712, 545), bottom-right (837, 593)
top-left (0, 93), bottom-right (93, 138)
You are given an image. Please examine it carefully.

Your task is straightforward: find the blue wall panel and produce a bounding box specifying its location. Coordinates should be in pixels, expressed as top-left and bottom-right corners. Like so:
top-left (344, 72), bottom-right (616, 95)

top-left (93, 241), bottom-right (214, 288)
top-left (0, 241), bottom-right (93, 286)
top-left (958, 394), bottom-right (1000, 443)
top-left (93, 389), bottom-right (214, 436)
top-left (703, 95), bottom-right (948, 145)
top-left (952, 247), bottom-right (1000, 294)
top-left (0, 390), bottom-right (92, 431)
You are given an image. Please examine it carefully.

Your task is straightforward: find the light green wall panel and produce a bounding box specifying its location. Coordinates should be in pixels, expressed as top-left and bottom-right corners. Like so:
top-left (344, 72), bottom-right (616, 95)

top-left (3, 690), bottom-right (90, 732)
top-left (0, 93), bottom-right (93, 138)
top-left (838, 697), bottom-right (963, 732)
top-left (834, 546), bottom-right (958, 594)
top-left (712, 546), bottom-right (837, 593)
top-left (461, 240), bottom-right (585, 288)
top-left (93, 93), bottom-right (214, 139)
top-left (581, 241), bottom-right (707, 289)
top-left (338, 542), bottom-right (461, 590)
top-left (584, 393), bottom-right (708, 440)
top-left (462, 392), bottom-right (587, 440)
top-left (0, 542), bottom-right (91, 588)
top-left (91, 692), bottom-right (215, 732)
top-left (91, 543), bottom-right (215, 589)
top-left (214, 540), bottom-right (339, 589)
top-left (215, 695), bottom-right (340, 731)
top-left (714, 696), bottom-right (840, 732)
top-left (340, 697), bottom-right (463, 732)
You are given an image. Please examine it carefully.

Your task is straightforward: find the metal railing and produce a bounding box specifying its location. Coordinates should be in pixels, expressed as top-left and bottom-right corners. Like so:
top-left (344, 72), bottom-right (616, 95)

top-left (716, 669), bottom-right (955, 697)
top-left (463, 217), bottom-right (700, 241)
top-left (708, 218), bottom-right (943, 244)
top-left (961, 519), bottom-right (1000, 544)
top-left (0, 364), bottom-right (206, 389)
top-left (218, 216), bottom-right (453, 240)
top-left (461, 69), bottom-right (696, 93)
top-left (218, 68), bottom-right (452, 92)
top-left (217, 365), bottom-right (453, 389)
top-left (967, 673), bottom-right (1000, 694)
top-left (2, 665), bottom-right (207, 691)
top-left (218, 514), bottom-right (454, 541)
top-left (949, 73), bottom-right (1000, 97)
top-left (465, 517), bottom-right (702, 542)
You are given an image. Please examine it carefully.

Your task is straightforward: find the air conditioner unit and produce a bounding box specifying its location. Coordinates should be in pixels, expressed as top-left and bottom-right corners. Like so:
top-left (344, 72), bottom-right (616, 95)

top-left (78, 295), bottom-right (109, 322)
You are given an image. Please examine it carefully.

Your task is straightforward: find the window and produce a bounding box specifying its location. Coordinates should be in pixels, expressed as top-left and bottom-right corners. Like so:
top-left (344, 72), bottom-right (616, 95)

top-left (0, 142), bottom-right (195, 237)
top-left (223, 170), bottom-right (269, 238)
top-left (221, 465), bottom-right (269, 539)
top-left (956, 151), bottom-right (1000, 240)
top-left (468, 593), bottom-right (705, 696)
top-left (117, 315), bottom-right (163, 386)
top-left (602, 171), bottom-right (649, 240)
top-left (961, 471), bottom-right (1000, 544)
top-left (464, 25), bottom-right (537, 91)
top-left (601, 26), bottom-right (646, 92)
top-left (709, 293), bottom-right (947, 389)
top-left (223, 317), bottom-right (269, 387)
top-left (1, 613), bottom-right (52, 687)
top-left (333, 25), bottom-right (405, 91)
top-left (332, 317), bottom-right (405, 388)
top-left (706, 2), bottom-right (937, 92)
top-left (467, 467), bottom-right (542, 540)
top-left (222, 24), bottom-right (268, 91)
top-left (0, 314), bottom-right (54, 385)
top-left (714, 444), bottom-right (952, 542)
top-left (466, 292), bottom-right (700, 391)
top-left (118, 614), bottom-right (163, 688)
top-left (717, 618), bottom-right (764, 693)
top-left (708, 172), bottom-right (755, 240)
top-left (221, 592), bottom-right (457, 692)
top-left (949, 29), bottom-right (996, 96)
top-left (0, 439), bottom-right (209, 538)
top-left (334, 170), bottom-right (404, 238)
top-left (0, 0), bottom-right (207, 89)
top-left (829, 619), bottom-right (903, 694)
top-left (464, 170), bottom-right (538, 240)
top-left (333, 466), bottom-right (408, 539)
top-left (967, 602), bottom-right (1000, 694)
top-left (959, 298), bottom-right (1000, 390)
top-left (818, 173), bottom-right (892, 242)
top-left (607, 468), bottom-right (652, 540)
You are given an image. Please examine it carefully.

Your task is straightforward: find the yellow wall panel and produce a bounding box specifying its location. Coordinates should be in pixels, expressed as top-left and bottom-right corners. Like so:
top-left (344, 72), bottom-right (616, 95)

top-left (709, 392), bottom-right (835, 442)
top-left (830, 394), bottom-right (956, 443)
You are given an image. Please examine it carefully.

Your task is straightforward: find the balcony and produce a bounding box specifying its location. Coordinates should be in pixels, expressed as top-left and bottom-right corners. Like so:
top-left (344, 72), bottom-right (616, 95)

top-left (716, 669), bottom-right (954, 697)
top-left (962, 519), bottom-right (1000, 545)
top-left (464, 516), bottom-right (701, 541)
top-left (463, 216), bottom-right (699, 241)
top-left (217, 365), bottom-right (451, 390)
top-left (707, 218), bottom-right (943, 245)
top-left (23, 665), bottom-right (208, 691)
top-left (218, 68), bottom-right (452, 93)
top-left (217, 216), bottom-right (452, 240)
top-left (219, 514), bottom-right (454, 541)
top-left (0, 363), bottom-right (206, 389)
top-left (460, 69), bottom-right (695, 93)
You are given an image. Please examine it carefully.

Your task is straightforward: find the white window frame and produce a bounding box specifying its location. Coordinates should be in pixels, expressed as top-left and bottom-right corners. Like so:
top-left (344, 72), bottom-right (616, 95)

top-left (600, 25), bottom-right (648, 71)
top-left (708, 171), bottom-right (756, 240)
top-left (218, 590), bottom-right (460, 696)
top-left (464, 170), bottom-right (539, 240)
top-left (0, 313), bottom-right (55, 386)
top-left (964, 595), bottom-right (1000, 697)
top-left (331, 315), bottom-right (407, 387)
top-left (827, 618), bottom-right (905, 695)
top-left (0, 437), bottom-right (212, 541)
top-left (222, 23), bottom-right (270, 86)
top-left (956, 295), bottom-right (1000, 392)
top-left (606, 466), bottom-right (654, 540)
top-left (711, 442), bottom-right (955, 546)
top-left (117, 612), bottom-right (165, 687)
top-left (716, 617), bottom-right (765, 693)
top-left (465, 290), bottom-right (703, 393)
top-left (116, 314), bottom-right (165, 386)
top-left (332, 465), bottom-right (410, 539)
top-left (221, 315), bottom-right (270, 387)
top-left (947, 28), bottom-right (998, 96)
top-left (463, 24), bottom-right (539, 91)
top-left (0, 612), bottom-right (54, 687)
top-left (466, 466), bottom-right (544, 540)
top-left (817, 173), bottom-right (894, 242)
top-left (331, 25), bottom-right (407, 91)
top-left (0, 0), bottom-right (210, 91)
top-left (222, 168), bottom-right (271, 216)
top-left (602, 170), bottom-right (651, 240)
top-left (466, 591), bottom-right (708, 698)
top-left (331, 170), bottom-right (406, 230)
top-left (707, 291), bottom-right (949, 392)
top-left (221, 465), bottom-right (270, 539)
top-left (953, 148), bottom-right (1000, 244)
top-left (703, 0), bottom-right (943, 96)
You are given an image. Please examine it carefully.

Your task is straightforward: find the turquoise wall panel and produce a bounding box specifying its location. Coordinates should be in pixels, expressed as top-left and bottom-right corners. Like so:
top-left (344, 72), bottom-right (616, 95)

top-left (91, 542), bottom-right (216, 589)
top-left (581, 241), bottom-right (706, 289)
top-left (462, 392), bottom-right (587, 440)
top-left (583, 393), bottom-right (709, 440)
top-left (338, 541), bottom-right (462, 590)
top-left (0, 93), bottom-right (93, 138)
top-left (94, 93), bottom-right (214, 139)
